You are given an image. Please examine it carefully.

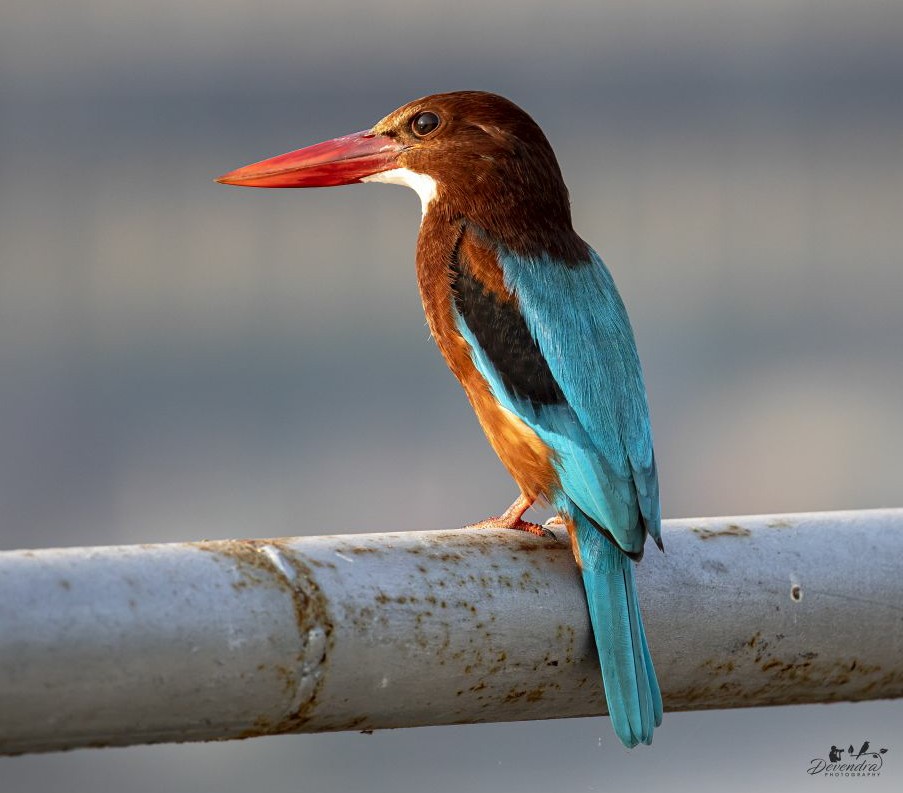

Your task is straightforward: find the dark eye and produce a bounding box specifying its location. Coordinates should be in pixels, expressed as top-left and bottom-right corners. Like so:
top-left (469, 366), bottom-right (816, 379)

top-left (412, 111), bottom-right (440, 137)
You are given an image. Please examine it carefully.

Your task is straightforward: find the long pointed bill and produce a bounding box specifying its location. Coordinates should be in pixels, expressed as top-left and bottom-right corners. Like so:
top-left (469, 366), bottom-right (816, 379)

top-left (216, 130), bottom-right (404, 188)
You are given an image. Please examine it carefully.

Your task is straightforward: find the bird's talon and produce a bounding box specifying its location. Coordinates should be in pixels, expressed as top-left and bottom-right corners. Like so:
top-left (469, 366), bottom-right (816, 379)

top-left (466, 516), bottom-right (552, 539)
top-left (509, 520), bottom-right (555, 539)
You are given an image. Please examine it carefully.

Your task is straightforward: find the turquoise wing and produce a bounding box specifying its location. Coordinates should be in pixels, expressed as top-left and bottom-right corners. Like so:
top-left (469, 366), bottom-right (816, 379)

top-left (450, 236), bottom-right (663, 745)
top-left (455, 241), bottom-right (660, 555)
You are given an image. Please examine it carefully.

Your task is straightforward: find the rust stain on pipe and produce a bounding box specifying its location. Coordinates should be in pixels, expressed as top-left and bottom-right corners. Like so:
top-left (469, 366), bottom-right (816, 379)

top-left (691, 524), bottom-right (752, 540)
top-left (665, 630), bottom-right (903, 710)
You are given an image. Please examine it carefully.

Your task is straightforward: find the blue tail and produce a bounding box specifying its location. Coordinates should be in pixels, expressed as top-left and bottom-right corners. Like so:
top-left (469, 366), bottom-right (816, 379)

top-left (574, 511), bottom-right (662, 747)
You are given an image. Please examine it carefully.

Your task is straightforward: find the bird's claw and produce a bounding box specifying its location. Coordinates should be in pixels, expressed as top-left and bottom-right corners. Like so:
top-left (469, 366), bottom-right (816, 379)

top-left (466, 517), bottom-right (554, 539)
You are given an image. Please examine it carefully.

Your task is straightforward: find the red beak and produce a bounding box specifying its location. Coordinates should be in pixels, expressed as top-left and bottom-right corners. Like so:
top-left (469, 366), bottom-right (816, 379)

top-left (216, 130), bottom-right (404, 188)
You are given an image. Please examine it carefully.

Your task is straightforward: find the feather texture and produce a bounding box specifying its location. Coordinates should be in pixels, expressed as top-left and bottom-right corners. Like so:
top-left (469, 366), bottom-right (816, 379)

top-left (497, 244), bottom-right (662, 552)
top-left (571, 507), bottom-right (662, 746)
top-left (449, 226), bottom-right (662, 745)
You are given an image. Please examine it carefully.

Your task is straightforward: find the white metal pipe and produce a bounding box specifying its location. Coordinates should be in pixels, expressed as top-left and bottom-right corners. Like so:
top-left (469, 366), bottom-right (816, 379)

top-left (0, 509), bottom-right (901, 755)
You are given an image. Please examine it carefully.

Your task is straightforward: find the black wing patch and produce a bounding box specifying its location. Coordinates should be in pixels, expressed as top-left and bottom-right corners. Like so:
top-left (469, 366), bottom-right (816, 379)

top-left (450, 241), bottom-right (565, 408)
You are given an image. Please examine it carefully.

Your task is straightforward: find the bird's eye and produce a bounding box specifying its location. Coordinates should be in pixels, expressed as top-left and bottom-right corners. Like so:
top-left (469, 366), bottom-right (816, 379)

top-left (411, 111), bottom-right (441, 137)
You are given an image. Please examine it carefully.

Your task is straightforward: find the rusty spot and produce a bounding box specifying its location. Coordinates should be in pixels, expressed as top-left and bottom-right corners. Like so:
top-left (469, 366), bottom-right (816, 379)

top-left (503, 685), bottom-right (552, 704)
top-left (195, 538), bottom-right (334, 736)
top-left (700, 658), bottom-right (739, 675)
top-left (691, 524), bottom-right (752, 540)
top-left (667, 629), bottom-right (899, 711)
top-left (503, 688), bottom-right (526, 703)
top-left (308, 558), bottom-right (337, 570)
top-left (790, 584), bottom-right (802, 602)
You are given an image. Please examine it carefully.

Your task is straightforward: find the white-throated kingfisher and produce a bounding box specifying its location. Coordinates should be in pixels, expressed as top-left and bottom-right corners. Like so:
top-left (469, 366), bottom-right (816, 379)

top-left (217, 91), bottom-right (663, 747)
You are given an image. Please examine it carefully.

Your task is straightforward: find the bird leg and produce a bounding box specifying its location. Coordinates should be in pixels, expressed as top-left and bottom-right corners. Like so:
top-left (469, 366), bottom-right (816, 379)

top-left (466, 493), bottom-right (553, 538)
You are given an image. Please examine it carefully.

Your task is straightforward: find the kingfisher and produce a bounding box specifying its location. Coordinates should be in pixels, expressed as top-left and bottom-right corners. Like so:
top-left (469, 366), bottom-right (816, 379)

top-left (217, 91), bottom-right (663, 747)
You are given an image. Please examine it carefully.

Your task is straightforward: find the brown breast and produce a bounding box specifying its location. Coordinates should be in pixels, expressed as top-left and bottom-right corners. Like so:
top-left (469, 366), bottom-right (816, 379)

top-left (414, 213), bottom-right (558, 504)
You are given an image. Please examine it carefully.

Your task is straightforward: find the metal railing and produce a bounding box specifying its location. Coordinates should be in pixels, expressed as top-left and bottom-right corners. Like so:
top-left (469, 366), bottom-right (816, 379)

top-left (1, 508), bottom-right (901, 755)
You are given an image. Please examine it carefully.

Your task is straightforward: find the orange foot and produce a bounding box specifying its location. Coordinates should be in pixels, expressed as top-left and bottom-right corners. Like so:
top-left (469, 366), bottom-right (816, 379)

top-left (466, 494), bottom-right (554, 539)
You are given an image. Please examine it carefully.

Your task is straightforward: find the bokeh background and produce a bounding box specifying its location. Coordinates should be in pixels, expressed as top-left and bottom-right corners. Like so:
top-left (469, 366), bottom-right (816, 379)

top-left (1, 1), bottom-right (901, 791)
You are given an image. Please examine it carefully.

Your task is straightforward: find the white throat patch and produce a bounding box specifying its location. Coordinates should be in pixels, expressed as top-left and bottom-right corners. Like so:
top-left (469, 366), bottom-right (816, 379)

top-left (362, 168), bottom-right (438, 217)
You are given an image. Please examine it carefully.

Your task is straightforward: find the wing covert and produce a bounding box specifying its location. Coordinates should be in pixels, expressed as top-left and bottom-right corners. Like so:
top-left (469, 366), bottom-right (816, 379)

top-left (451, 233), bottom-right (660, 554)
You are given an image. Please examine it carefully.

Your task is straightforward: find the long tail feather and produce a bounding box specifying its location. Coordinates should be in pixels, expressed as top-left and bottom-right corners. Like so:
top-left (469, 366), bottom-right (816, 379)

top-left (574, 511), bottom-right (662, 747)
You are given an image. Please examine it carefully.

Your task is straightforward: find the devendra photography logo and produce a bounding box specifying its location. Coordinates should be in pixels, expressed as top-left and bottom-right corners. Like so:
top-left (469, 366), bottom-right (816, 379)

top-left (807, 741), bottom-right (889, 778)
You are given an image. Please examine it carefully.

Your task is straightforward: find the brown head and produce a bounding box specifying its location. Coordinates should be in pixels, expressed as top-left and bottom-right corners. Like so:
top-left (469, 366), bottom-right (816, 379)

top-left (217, 91), bottom-right (588, 262)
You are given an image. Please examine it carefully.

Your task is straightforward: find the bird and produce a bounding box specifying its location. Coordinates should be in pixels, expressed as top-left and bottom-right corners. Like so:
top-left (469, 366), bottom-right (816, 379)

top-left (217, 91), bottom-right (663, 747)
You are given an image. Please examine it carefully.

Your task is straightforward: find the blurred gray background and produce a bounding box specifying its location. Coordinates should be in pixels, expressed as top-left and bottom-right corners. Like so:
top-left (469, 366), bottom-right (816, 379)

top-left (1, 1), bottom-right (901, 791)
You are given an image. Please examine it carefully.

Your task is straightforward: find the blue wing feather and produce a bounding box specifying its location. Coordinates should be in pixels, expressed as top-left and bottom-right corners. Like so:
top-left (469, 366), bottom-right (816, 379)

top-left (498, 246), bottom-right (660, 549)
top-left (452, 239), bottom-right (662, 746)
